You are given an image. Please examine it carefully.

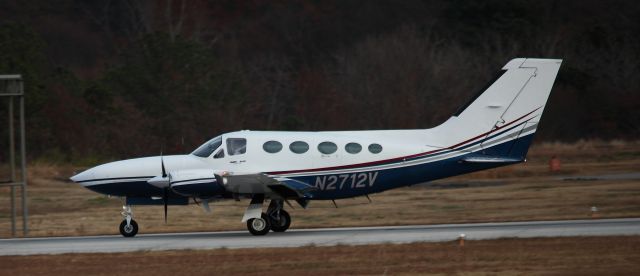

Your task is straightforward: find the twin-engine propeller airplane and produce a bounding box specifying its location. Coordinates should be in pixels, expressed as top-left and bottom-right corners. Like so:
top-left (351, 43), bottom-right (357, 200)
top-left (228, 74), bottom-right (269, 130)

top-left (71, 58), bottom-right (562, 237)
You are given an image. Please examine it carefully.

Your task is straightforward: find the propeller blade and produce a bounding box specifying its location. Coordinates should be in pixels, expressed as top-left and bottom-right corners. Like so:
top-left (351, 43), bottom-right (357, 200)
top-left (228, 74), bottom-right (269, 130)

top-left (163, 188), bottom-right (168, 224)
top-left (161, 156), bottom-right (167, 178)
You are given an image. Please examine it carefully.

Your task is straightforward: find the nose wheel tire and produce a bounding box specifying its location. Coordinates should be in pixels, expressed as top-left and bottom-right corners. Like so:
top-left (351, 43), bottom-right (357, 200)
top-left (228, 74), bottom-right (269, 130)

top-left (247, 213), bottom-right (271, 236)
top-left (269, 209), bottom-right (291, 232)
top-left (119, 219), bottom-right (139, 237)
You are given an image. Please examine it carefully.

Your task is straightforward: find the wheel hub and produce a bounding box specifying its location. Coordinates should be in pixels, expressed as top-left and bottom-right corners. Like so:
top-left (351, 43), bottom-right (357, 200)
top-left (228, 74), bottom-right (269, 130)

top-left (252, 218), bottom-right (266, 231)
top-left (123, 224), bottom-right (133, 233)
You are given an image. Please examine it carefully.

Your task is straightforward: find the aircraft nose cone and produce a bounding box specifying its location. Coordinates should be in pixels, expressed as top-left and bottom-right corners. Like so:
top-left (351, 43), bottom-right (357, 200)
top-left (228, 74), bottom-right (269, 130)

top-left (70, 169), bottom-right (95, 183)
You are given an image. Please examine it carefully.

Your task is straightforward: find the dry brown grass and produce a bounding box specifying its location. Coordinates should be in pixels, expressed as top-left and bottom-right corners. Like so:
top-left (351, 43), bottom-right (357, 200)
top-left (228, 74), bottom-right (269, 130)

top-left (1, 236), bottom-right (639, 275)
top-left (0, 140), bottom-right (639, 238)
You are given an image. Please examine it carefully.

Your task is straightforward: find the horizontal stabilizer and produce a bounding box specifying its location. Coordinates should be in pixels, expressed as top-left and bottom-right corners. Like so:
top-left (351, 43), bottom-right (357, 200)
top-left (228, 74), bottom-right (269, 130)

top-left (462, 157), bottom-right (523, 163)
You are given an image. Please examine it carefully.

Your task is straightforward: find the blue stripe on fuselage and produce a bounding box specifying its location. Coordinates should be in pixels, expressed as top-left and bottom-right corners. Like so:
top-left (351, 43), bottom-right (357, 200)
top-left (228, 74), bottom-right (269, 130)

top-left (84, 180), bottom-right (227, 198)
top-left (84, 180), bottom-right (165, 197)
top-left (291, 133), bottom-right (535, 199)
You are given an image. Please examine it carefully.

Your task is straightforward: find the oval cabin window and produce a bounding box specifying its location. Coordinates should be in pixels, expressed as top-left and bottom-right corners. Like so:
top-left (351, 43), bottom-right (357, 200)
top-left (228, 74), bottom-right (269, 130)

top-left (368, 143), bottom-right (383, 154)
top-left (289, 141), bottom-right (309, 154)
top-left (318, 142), bottom-right (338, 154)
top-left (263, 141), bottom-right (283, 153)
top-left (345, 142), bottom-right (362, 154)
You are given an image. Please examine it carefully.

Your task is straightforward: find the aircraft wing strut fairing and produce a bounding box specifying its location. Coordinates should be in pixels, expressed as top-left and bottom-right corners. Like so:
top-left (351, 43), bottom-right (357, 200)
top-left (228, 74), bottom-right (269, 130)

top-left (70, 58), bottom-right (563, 236)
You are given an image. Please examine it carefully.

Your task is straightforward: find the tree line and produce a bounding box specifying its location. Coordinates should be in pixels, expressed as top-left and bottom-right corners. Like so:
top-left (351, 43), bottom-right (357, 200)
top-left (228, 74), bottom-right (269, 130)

top-left (0, 0), bottom-right (638, 163)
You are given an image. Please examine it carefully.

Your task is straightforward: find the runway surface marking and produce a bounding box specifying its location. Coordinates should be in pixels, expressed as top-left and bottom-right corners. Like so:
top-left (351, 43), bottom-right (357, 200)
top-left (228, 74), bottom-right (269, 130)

top-left (1, 218), bottom-right (639, 256)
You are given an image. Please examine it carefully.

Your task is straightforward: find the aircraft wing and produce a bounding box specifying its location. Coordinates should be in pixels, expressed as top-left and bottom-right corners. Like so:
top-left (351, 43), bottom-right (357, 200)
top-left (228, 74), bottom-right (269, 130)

top-left (269, 177), bottom-right (317, 199)
top-left (220, 172), bottom-right (317, 200)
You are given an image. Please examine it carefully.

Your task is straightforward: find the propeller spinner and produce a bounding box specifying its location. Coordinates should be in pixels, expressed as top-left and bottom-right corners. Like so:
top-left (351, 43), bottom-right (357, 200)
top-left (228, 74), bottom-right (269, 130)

top-left (147, 156), bottom-right (171, 188)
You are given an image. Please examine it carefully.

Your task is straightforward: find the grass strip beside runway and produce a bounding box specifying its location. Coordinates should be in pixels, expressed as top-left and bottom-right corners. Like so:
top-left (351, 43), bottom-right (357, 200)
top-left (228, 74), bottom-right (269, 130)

top-left (2, 236), bottom-right (639, 275)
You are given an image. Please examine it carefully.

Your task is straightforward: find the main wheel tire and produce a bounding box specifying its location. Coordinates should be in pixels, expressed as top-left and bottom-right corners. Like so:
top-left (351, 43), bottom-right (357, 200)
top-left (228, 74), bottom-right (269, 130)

top-left (269, 209), bottom-right (291, 232)
top-left (247, 213), bottom-right (271, 236)
top-left (119, 219), bottom-right (139, 237)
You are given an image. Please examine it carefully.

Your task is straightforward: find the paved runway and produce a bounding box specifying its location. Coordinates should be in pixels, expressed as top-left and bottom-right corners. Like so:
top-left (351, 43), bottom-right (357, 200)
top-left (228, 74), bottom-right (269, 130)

top-left (1, 218), bottom-right (639, 256)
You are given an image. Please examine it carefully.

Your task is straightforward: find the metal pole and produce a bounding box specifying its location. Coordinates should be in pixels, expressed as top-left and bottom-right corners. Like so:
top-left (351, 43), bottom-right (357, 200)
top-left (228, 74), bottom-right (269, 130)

top-left (19, 81), bottom-right (27, 236)
top-left (8, 96), bottom-right (16, 237)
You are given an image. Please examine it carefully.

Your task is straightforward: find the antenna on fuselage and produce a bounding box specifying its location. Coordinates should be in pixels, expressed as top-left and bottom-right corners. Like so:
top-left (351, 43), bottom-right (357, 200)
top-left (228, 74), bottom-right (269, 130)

top-left (332, 200), bottom-right (338, 208)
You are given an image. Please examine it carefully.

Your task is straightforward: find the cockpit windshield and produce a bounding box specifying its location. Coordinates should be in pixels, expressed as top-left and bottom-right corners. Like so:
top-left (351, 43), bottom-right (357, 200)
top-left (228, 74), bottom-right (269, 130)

top-left (191, 136), bottom-right (222, 157)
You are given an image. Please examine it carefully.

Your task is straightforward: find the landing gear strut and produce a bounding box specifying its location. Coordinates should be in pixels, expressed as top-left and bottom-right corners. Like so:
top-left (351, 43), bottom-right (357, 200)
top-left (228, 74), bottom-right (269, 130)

top-left (119, 205), bottom-right (138, 237)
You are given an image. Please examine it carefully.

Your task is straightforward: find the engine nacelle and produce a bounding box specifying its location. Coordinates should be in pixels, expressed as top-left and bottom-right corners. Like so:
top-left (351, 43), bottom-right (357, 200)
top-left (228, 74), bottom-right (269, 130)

top-left (169, 169), bottom-right (226, 197)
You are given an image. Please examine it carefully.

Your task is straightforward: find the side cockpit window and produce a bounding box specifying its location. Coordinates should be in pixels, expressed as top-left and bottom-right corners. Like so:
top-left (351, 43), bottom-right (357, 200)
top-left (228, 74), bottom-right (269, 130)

top-left (227, 138), bottom-right (247, 156)
top-left (192, 136), bottom-right (222, 157)
top-left (213, 149), bottom-right (225, 159)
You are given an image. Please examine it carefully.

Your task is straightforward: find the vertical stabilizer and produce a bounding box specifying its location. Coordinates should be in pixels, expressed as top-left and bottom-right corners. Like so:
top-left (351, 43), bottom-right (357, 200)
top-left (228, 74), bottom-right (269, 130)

top-left (432, 58), bottom-right (562, 159)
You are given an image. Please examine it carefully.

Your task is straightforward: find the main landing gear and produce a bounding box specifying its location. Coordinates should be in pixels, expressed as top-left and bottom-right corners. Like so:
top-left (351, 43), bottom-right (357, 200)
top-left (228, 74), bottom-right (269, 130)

top-left (119, 205), bottom-right (138, 237)
top-left (245, 199), bottom-right (291, 236)
top-left (267, 200), bottom-right (291, 232)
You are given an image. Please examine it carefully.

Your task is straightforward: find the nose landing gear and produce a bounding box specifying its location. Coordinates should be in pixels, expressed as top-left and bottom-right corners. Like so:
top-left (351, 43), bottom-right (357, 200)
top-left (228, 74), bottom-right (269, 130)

top-left (119, 205), bottom-right (138, 237)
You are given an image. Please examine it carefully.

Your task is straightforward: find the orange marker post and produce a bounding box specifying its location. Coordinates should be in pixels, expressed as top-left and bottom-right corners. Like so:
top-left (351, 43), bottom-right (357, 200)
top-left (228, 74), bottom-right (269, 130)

top-left (458, 234), bottom-right (465, 247)
top-left (549, 155), bottom-right (561, 172)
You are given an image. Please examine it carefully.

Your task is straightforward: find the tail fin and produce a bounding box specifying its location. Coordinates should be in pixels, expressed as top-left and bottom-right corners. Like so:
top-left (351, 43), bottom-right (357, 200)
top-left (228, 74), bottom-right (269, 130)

top-left (433, 58), bottom-right (562, 160)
